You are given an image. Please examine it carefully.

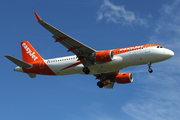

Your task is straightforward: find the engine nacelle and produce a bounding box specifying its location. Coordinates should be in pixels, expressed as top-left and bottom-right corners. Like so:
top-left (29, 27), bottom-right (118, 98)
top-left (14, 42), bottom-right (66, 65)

top-left (116, 73), bottom-right (133, 84)
top-left (95, 50), bottom-right (114, 62)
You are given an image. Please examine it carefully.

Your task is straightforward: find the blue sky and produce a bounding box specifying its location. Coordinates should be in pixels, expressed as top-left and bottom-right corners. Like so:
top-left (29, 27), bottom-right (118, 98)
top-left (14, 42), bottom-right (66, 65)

top-left (1, 0), bottom-right (180, 119)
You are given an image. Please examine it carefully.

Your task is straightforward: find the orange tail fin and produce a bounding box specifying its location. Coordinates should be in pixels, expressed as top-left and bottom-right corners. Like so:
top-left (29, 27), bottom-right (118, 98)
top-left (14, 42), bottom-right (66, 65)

top-left (21, 41), bottom-right (43, 64)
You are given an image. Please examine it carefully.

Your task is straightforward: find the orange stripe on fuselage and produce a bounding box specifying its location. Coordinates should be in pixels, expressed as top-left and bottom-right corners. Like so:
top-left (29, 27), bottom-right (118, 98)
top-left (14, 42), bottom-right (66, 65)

top-left (23, 60), bottom-right (56, 76)
top-left (113, 44), bottom-right (159, 55)
top-left (60, 61), bottom-right (82, 71)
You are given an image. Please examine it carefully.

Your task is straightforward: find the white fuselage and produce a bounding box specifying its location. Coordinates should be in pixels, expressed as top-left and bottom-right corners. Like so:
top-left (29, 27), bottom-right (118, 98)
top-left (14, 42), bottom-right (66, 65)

top-left (44, 46), bottom-right (174, 76)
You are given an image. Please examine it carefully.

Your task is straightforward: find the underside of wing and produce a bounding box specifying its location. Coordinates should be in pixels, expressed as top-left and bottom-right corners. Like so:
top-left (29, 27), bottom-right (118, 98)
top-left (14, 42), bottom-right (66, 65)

top-left (94, 71), bottom-right (119, 89)
top-left (104, 80), bottom-right (115, 89)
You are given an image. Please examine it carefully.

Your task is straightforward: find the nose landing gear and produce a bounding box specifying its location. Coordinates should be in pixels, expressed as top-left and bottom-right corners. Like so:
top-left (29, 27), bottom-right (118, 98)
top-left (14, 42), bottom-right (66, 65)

top-left (148, 62), bottom-right (153, 73)
top-left (148, 68), bottom-right (153, 73)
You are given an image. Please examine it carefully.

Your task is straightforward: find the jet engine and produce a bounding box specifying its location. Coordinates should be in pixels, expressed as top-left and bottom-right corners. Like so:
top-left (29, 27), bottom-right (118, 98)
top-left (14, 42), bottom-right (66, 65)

top-left (95, 50), bottom-right (114, 62)
top-left (116, 73), bottom-right (133, 84)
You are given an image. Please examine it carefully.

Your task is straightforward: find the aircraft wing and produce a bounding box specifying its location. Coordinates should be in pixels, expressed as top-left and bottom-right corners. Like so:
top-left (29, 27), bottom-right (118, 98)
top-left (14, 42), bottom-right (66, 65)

top-left (34, 12), bottom-right (96, 59)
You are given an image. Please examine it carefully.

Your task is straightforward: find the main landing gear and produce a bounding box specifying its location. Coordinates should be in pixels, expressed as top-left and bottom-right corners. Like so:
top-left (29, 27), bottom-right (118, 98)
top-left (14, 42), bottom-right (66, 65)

top-left (97, 81), bottom-right (104, 88)
top-left (148, 62), bottom-right (153, 73)
top-left (82, 67), bottom-right (90, 74)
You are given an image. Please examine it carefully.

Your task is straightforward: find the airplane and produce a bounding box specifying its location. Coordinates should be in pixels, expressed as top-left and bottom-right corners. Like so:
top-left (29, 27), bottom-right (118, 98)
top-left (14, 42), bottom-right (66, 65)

top-left (5, 12), bottom-right (174, 89)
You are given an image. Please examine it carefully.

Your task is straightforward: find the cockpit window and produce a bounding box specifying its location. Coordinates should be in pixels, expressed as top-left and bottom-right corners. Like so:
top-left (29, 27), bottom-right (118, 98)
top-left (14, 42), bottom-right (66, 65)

top-left (157, 46), bottom-right (164, 48)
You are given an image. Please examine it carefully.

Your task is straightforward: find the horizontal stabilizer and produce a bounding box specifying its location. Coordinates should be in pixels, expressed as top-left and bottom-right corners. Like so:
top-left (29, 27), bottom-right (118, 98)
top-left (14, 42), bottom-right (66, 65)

top-left (27, 73), bottom-right (36, 78)
top-left (5, 55), bottom-right (32, 68)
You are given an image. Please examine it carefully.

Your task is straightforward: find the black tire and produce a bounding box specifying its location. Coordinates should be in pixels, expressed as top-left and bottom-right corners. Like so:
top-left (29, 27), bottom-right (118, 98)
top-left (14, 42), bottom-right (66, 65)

top-left (82, 67), bottom-right (90, 74)
top-left (97, 81), bottom-right (104, 88)
top-left (148, 68), bottom-right (153, 73)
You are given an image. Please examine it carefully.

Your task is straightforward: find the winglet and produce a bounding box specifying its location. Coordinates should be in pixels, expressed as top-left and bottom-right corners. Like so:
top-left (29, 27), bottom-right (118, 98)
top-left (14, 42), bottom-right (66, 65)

top-left (34, 12), bottom-right (42, 22)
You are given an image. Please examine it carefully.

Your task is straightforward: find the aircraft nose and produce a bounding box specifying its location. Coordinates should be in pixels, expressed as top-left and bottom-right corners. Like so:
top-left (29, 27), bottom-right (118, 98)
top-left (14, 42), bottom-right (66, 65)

top-left (165, 49), bottom-right (174, 58)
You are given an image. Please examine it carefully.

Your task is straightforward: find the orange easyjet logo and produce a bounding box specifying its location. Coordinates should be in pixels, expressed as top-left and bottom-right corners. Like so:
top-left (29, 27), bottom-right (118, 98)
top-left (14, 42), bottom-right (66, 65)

top-left (22, 43), bottom-right (38, 61)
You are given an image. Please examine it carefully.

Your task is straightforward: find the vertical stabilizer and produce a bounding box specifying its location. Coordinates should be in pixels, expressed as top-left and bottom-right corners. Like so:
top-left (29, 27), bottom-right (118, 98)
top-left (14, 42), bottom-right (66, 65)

top-left (21, 41), bottom-right (43, 64)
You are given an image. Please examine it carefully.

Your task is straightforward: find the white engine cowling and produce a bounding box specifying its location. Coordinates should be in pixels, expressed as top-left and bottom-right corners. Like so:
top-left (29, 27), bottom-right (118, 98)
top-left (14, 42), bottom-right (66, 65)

top-left (116, 73), bottom-right (133, 84)
top-left (95, 50), bottom-right (114, 62)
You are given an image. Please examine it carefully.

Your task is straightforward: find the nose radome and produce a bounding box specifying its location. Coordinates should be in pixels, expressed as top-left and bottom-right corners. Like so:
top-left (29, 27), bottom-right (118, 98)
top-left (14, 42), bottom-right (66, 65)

top-left (166, 49), bottom-right (174, 58)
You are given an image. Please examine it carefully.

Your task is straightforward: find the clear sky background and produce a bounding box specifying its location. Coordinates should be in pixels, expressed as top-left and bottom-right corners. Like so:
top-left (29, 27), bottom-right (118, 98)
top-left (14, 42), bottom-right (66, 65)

top-left (1, 0), bottom-right (180, 120)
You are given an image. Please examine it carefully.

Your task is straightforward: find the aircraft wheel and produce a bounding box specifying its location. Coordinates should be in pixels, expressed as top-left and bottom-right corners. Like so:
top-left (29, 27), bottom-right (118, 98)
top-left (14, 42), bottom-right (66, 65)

top-left (148, 68), bottom-right (153, 73)
top-left (82, 67), bottom-right (90, 74)
top-left (97, 81), bottom-right (104, 88)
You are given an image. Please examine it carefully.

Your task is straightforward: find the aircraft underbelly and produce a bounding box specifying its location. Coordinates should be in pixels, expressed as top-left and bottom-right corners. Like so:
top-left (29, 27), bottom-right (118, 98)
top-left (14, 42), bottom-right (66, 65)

top-left (54, 55), bottom-right (124, 75)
